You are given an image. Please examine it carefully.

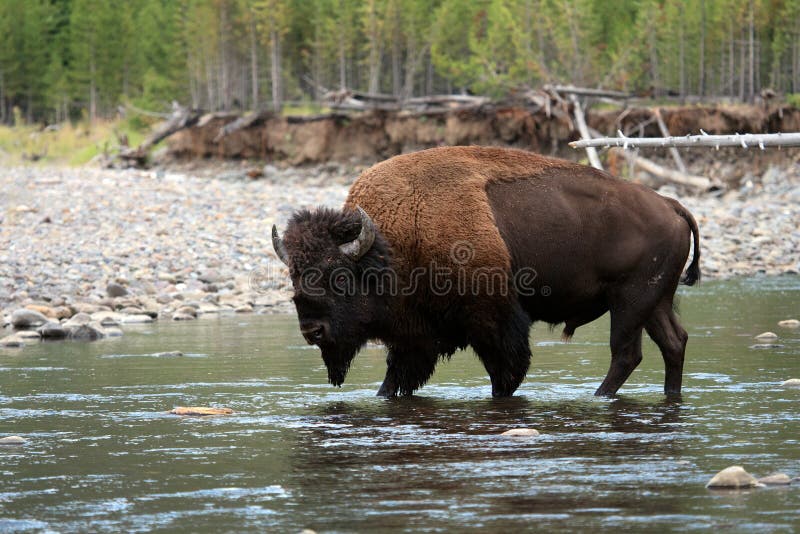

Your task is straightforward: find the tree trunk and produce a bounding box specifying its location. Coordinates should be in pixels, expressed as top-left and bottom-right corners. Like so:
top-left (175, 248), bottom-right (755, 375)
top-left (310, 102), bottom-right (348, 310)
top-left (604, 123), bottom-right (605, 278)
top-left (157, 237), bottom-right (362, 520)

top-left (90, 55), bottom-right (97, 124)
top-left (698, 0), bottom-right (705, 97)
top-left (748, 0), bottom-right (755, 102)
top-left (679, 23), bottom-right (686, 98)
top-left (739, 32), bottom-right (746, 101)
top-left (366, 2), bottom-right (382, 94)
top-left (271, 29), bottom-right (282, 113)
top-left (250, 17), bottom-right (259, 110)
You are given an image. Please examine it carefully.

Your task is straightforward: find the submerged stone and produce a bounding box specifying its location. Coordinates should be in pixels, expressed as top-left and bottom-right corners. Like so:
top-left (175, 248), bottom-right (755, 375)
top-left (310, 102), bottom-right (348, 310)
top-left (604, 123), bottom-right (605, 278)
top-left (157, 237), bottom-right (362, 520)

top-left (781, 378), bottom-right (800, 388)
top-left (0, 435), bottom-right (26, 445)
top-left (754, 331), bottom-right (778, 341)
top-left (706, 466), bottom-right (762, 489)
top-left (777, 319), bottom-right (800, 328)
top-left (758, 473), bottom-right (792, 485)
top-left (500, 428), bottom-right (540, 437)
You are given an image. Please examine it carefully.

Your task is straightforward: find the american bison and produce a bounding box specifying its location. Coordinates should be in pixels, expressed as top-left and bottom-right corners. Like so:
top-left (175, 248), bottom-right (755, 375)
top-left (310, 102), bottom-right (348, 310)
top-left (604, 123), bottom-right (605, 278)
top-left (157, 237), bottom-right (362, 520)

top-left (272, 146), bottom-right (700, 398)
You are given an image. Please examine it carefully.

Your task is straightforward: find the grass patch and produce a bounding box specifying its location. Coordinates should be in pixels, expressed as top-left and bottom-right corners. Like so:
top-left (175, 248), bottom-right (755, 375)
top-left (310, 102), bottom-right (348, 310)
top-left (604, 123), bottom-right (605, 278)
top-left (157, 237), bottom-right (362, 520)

top-left (0, 118), bottom-right (149, 166)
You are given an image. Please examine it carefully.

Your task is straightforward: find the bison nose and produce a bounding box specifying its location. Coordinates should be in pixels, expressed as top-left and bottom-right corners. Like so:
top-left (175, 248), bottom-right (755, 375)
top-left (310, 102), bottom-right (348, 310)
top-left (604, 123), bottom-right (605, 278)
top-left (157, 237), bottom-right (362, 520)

top-left (300, 324), bottom-right (325, 345)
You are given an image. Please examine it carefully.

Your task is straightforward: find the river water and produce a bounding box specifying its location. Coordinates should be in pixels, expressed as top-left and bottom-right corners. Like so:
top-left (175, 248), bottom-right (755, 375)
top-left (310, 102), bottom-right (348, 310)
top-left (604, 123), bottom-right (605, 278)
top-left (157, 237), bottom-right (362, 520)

top-left (1, 278), bottom-right (799, 532)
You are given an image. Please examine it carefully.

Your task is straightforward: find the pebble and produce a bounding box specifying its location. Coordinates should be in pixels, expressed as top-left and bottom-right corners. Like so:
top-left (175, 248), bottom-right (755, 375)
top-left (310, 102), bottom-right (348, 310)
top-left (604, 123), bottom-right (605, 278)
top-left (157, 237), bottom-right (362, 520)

top-left (781, 379), bottom-right (800, 388)
top-left (778, 319), bottom-right (800, 328)
top-left (500, 428), bottom-right (540, 437)
top-left (14, 330), bottom-right (42, 340)
top-left (175, 306), bottom-right (198, 318)
top-left (754, 332), bottom-right (778, 341)
top-left (172, 312), bottom-right (196, 321)
top-left (67, 322), bottom-right (106, 340)
top-left (758, 473), bottom-right (792, 485)
top-left (0, 436), bottom-right (26, 445)
top-left (706, 466), bottom-right (763, 489)
top-left (10, 309), bottom-right (48, 328)
top-left (106, 282), bottom-right (128, 297)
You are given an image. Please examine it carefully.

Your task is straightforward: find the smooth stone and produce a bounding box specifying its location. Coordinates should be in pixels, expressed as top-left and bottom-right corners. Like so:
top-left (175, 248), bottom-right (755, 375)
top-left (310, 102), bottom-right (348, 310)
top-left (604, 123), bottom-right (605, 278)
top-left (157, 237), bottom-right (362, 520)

top-left (53, 306), bottom-right (73, 320)
top-left (91, 311), bottom-right (122, 327)
top-left (107, 282), bottom-right (128, 298)
top-left (749, 343), bottom-right (784, 349)
top-left (0, 334), bottom-right (26, 348)
top-left (500, 428), bottom-right (540, 437)
top-left (754, 331), bottom-right (778, 341)
top-left (172, 312), bottom-right (196, 321)
top-left (67, 322), bottom-right (106, 340)
top-left (120, 314), bottom-right (154, 324)
top-left (235, 305), bottom-right (254, 313)
top-left (781, 379), bottom-right (800, 388)
top-left (706, 466), bottom-right (762, 489)
top-left (176, 306), bottom-right (198, 318)
top-left (0, 436), bottom-right (26, 445)
top-left (758, 473), bottom-right (792, 485)
top-left (10, 308), bottom-right (48, 328)
top-left (778, 319), bottom-right (800, 328)
top-left (25, 304), bottom-right (56, 318)
top-left (14, 330), bottom-right (42, 340)
top-left (198, 269), bottom-right (221, 284)
top-left (64, 313), bottom-right (92, 327)
top-left (71, 303), bottom-right (105, 314)
top-left (104, 327), bottom-right (123, 337)
top-left (38, 321), bottom-right (67, 339)
top-left (169, 406), bottom-right (233, 416)
top-left (119, 306), bottom-right (144, 315)
top-left (197, 303), bottom-right (220, 314)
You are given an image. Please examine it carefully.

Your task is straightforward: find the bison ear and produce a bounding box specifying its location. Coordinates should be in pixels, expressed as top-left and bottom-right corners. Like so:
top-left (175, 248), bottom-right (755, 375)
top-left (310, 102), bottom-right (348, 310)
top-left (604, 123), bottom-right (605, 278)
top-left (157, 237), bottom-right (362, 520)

top-left (272, 225), bottom-right (290, 265)
top-left (339, 206), bottom-right (376, 261)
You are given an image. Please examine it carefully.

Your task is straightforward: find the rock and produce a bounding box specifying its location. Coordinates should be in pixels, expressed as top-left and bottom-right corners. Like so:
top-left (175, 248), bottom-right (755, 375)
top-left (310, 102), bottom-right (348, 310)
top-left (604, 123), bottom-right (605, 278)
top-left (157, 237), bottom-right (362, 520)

top-left (198, 269), bottom-right (221, 284)
top-left (176, 306), bottom-right (198, 318)
top-left (0, 334), bottom-right (27, 348)
top-left (781, 379), bottom-right (800, 388)
top-left (38, 321), bottom-right (67, 339)
top-left (198, 303), bottom-right (220, 314)
top-left (749, 343), bottom-right (784, 349)
top-left (104, 327), bottom-right (123, 337)
top-left (119, 306), bottom-right (144, 315)
top-left (169, 406), bottom-right (233, 416)
top-left (754, 331), bottom-right (778, 341)
top-left (706, 466), bottom-right (762, 489)
top-left (71, 302), bottom-right (106, 315)
top-left (758, 473), bottom-right (792, 485)
top-left (120, 314), bottom-right (154, 324)
top-left (235, 304), bottom-right (254, 313)
top-left (25, 304), bottom-right (56, 318)
top-left (14, 330), bottom-right (41, 340)
top-left (172, 312), bottom-right (196, 321)
top-left (778, 319), bottom-right (800, 328)
top-left (500, 428), bottom-right (540, 437)
top-left (0, 436), bottom-right (26, 445)
top-left (66, 322), bottom-right (106, 340)
top-left (153, 351), bottom-right (183, 357)
top-left (157, 272), bottom-right (177, 284)
top-left (64, 312), bottom-right (92, 327)
top-left (53, 306), bottom-right (73, 320)
top-left (91, 311), bottom-right (122, 326)
top-left (10, 308), bottom-right (48, 328)
top-left (106, 282), bottom-right (128, 298)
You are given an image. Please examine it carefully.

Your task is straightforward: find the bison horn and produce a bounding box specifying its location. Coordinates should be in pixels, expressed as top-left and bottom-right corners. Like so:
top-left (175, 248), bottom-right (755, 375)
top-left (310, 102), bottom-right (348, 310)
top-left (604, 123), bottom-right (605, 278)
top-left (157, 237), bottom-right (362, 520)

top-left (272, 225), bottom-right (290, 265)
top-left (339, 206), bottom-right (376, 261)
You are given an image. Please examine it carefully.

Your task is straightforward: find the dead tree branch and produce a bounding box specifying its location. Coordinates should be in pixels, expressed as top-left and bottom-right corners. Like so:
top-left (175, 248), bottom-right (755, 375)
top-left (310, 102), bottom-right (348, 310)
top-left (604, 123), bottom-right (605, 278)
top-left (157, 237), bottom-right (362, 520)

top-left (571, 131), bottom-right (800, 149)
top-left (610, 148), bottom-right (719, 191)
top-left (569, 94), bottom-right (603, 170)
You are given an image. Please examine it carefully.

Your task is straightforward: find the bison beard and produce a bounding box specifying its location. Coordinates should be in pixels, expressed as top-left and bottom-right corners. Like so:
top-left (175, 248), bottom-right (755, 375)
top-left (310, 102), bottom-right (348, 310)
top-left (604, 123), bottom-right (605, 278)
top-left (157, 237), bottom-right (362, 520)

top-left (273, 146), bottom-right (700, 398)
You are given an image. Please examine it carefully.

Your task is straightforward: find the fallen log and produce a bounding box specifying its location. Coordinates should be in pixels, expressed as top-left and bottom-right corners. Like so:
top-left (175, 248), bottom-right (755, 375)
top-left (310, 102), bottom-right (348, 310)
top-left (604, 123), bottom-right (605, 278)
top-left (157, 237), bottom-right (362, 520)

top-left (610, 147), bottom-right (719, 191)
top-left (545, 84), bottom-right (631, 99)
top-left (213, 110), bottom-right (273, 142)
top-left (119, 103), bottom-right (201, 165)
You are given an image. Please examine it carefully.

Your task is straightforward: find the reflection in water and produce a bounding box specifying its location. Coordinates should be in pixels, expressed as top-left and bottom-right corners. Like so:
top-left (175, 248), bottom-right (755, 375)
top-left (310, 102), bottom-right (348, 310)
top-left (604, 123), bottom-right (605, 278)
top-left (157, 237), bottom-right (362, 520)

top-left (0, 278), bottom-right (799, 531)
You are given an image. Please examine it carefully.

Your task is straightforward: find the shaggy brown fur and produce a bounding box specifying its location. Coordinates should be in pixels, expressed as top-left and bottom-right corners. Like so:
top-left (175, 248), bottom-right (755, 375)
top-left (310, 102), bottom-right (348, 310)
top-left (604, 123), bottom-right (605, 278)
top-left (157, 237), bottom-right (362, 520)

top-left (277, 146), bottom-right (700, 397)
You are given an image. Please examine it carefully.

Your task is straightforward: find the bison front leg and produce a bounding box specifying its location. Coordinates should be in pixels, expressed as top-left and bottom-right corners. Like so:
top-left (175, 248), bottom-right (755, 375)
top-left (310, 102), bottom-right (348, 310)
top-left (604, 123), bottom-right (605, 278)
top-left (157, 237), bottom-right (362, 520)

top-left (377, 345), bottom-right (438, 397)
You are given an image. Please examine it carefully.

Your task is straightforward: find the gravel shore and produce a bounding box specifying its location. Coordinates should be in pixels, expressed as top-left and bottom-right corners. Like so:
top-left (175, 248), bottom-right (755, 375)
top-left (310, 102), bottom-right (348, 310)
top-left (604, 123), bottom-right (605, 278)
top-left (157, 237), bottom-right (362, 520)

top-left (1, 160), bottom-right (799, 345)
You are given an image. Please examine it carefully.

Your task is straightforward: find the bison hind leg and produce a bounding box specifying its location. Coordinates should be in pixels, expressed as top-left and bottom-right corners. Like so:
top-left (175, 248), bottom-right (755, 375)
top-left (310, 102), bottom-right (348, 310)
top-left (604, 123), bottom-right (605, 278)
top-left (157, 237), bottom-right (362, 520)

top-left (470, 302), bottom-right (532, 398)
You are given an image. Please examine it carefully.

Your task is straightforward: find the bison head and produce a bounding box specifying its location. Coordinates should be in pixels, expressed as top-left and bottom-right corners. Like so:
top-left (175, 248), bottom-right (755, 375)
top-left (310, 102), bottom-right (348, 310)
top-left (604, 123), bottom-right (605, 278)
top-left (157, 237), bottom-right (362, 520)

top-left (272, 206), bottom-right (390, 386)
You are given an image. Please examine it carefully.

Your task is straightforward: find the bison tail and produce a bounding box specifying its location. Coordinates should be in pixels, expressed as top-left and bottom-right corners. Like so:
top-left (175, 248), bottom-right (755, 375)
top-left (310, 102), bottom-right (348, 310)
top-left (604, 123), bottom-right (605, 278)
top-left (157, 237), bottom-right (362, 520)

top-left (670, 200), bottom-right (701, 286)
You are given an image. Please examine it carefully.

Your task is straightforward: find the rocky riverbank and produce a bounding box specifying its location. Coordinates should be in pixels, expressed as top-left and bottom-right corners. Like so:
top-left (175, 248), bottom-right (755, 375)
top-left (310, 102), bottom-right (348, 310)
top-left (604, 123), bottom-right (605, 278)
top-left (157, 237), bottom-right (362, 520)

top-left (1, 159), bottom-right (799, 347)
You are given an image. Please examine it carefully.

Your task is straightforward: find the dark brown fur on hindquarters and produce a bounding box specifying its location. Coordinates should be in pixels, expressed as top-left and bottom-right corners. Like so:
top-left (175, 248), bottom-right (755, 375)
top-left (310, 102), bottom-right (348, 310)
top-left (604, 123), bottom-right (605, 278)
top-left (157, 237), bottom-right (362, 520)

top-left (274, 146), bottom-right (700, 398)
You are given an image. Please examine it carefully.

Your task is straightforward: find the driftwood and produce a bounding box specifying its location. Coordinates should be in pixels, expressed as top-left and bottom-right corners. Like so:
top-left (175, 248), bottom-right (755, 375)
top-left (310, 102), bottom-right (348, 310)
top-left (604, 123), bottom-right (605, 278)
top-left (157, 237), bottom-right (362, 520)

top-left (569, 94), bottom-right (603, 170)
top-left (571, 131), bottom-right (800, 149)
top-left (119, 103), bottom-right (201, 165)
top-left (544, 84), bottom-right (631, 99)
top-left (653, 108), bottom-right (687, 173)
top-left (610, 148), bottom-right (719, 191)
top-left (213, 110), bottom-right (273, 142)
